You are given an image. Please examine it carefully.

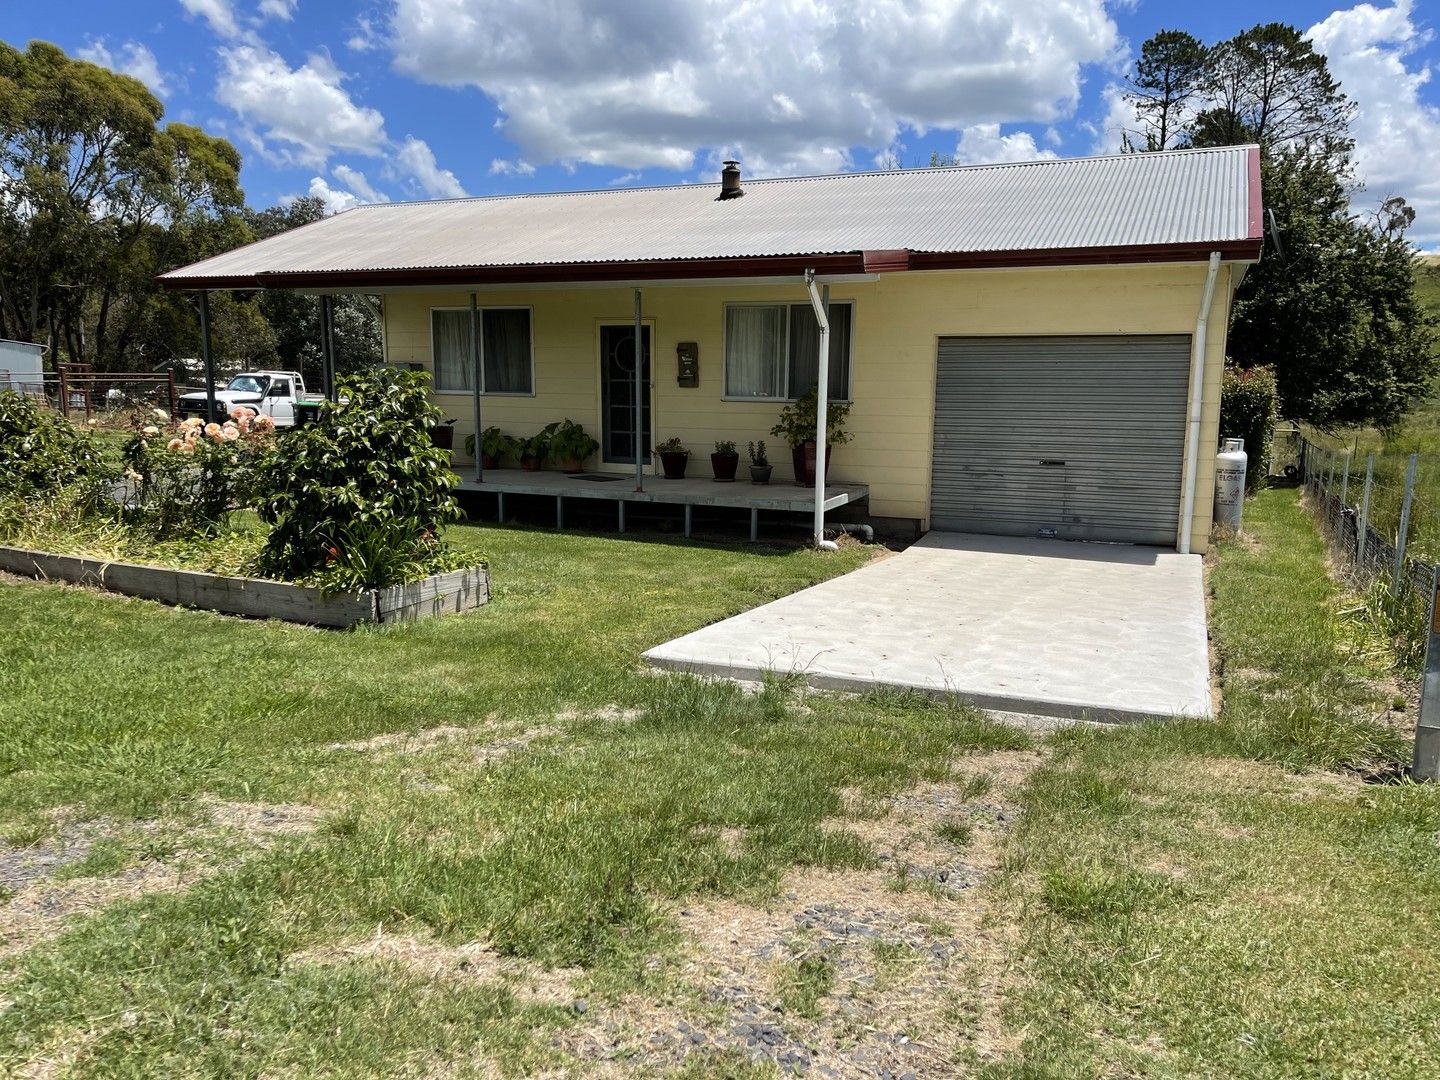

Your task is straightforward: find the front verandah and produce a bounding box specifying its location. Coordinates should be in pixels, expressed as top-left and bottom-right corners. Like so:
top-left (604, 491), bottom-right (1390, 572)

top-left (454, 468), bottom-right (868, 541)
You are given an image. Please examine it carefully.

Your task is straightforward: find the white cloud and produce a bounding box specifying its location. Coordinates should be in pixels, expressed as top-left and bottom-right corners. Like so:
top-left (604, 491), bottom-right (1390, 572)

top-left (215, 45), bottom-right (388, 166)
top-left (302, 175), bottom-right (362, 213)
top-left (393, 136), bottom-right (468, 197)
top-left (332, 164), bottom-right (390, 203)
top-left (608, 172), bottom-right (641, 186)
top-left (951, 124), bottom-right (1059, 165)
top-left (1308, 0), bottom-right (1440, 246)
top-left (488, 158), bottom-right (535, 177)
top-left (257, 0), bottom-right (298, 22)
top-left (346, 14), bottom-right (383, 52)
top-left (387, 0), bottom-right (1121, 175)
top-left (179, 0), bottom-right (247, 40)
top-left (77, 38), bottom-right (171, 97)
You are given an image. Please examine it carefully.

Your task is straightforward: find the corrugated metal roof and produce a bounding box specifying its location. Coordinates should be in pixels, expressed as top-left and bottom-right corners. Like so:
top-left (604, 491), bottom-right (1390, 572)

top-left (162, 146), bottom-right (1261, 286)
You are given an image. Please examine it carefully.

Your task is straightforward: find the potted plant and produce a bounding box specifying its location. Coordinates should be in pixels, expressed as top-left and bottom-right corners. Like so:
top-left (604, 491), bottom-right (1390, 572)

top-left (770, 384), bottom-right (852, 487)
top-left (549, 418), bottom-right (599, 474)
top-left (464, 426), bottom-right (519, 469)
top-left (428, 417), bottom-right (457, 450)
top-left (747, 440), bottom-right (772, 485)
top-left (655, 437), bottom-right (690, 480)
top-left (519, 425), bottom-right (554, 471)
top-left (711, 439), bottom-right (739, 482)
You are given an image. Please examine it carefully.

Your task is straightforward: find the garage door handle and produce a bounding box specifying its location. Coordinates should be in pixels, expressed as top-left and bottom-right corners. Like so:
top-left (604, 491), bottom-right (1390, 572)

top-left (1039, 459), bottom-right (1066, 466)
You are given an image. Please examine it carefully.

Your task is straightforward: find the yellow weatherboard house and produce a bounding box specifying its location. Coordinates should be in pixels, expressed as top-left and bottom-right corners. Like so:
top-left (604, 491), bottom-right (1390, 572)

top-left (163, 146), bottom-right (1263, 553)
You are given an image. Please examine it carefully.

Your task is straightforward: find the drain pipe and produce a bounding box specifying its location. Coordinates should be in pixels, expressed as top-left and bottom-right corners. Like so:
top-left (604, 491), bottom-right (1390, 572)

top-left (1179, 252), bottom-right (1222, 555)
top-left (805, 270), bottom-right (839, 551)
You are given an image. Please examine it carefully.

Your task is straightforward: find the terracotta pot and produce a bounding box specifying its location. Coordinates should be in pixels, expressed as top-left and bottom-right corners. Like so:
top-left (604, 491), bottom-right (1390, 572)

top-left (558, 455), bottom-right (584, 474)
top-left (481, 452), bottom-right (499, 470)
top-left (660, 451), bottom-right (689, 479)
top-left (710, 451), bottom-right (739, 482)
top-left (749, 464), bottom-right (772, 485)
top-left (521, 454), bottom-right (543, 472)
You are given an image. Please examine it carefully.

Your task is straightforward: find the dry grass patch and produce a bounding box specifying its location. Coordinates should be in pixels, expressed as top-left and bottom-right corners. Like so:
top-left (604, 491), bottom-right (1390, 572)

top-left (550, 747), bottom-right (1048, 1077)
top-left (293, 929), bottom-right (583, 1007)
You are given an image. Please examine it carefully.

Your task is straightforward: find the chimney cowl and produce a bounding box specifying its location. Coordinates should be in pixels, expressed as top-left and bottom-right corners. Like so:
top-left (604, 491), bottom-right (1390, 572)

top-left (718, 159), bottom-right (743, 200)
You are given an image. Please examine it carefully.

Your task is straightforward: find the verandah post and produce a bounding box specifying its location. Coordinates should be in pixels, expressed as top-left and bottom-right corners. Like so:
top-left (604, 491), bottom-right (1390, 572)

top-left (633, 289), bottom-right (644, 492)
top-left (198, 291), bottom-right (216, 423)
top-left (469, 292), bottom-right (483, 483)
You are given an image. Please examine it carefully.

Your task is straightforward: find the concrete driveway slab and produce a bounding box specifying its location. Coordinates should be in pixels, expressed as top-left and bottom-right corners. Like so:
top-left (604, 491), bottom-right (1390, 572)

top-left (644, 532), bottom-right (1212, 722)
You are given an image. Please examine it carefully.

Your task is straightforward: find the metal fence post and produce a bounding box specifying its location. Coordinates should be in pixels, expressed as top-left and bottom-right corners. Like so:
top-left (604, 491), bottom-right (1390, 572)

top-left (1414, 566), bottom-right (1440, 781)
top-left (1339, 450), bottom-right (1351, 510)
top-left (1326, 452), bottom-right (1335, 503)
top-left (1357, 453), bottom-right (1374, 567)
top-left (1393, 452), bottom-right (1419, 598)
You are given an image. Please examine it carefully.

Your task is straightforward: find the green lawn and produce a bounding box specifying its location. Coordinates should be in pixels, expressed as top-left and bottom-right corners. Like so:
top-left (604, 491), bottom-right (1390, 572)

top-left (989, 489), bottom-right (1437, 1077)
top-left (2, 504), bottom-right (1438, 1076)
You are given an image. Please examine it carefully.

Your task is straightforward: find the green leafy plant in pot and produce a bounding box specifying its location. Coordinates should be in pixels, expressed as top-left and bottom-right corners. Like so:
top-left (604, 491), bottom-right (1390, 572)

top-left (655, 436), bottom-right (689, 480)
top-left (549, 418), bottom-right (599, 473)
top-left (747, 440), bottom-right (772, 485)
top-left (520, 424), bottom-right (555, 471)
top-left (464, 426), bottom-right (519, 469)
top-left (711, 439), bottom-right (739, 482)
top-left (770, 384), bottom-right (852, 487)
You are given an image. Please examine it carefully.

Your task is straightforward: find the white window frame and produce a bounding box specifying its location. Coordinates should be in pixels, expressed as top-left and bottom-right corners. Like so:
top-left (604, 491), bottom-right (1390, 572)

top-left (720, 300), bottom-right (854, 403)
top-left (429, 306), bottom-right (537, 396)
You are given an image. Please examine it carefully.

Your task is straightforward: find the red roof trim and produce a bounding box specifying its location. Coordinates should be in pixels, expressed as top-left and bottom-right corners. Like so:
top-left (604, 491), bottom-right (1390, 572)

top-left (160, 241), bottom-right (1262, 292)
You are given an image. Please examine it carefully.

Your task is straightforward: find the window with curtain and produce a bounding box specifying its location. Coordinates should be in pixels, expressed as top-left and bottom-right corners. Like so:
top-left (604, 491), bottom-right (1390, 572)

top-left (431, 308), bottom-right (534, 394)
top-left (723, 302), bottom-right (852, 400)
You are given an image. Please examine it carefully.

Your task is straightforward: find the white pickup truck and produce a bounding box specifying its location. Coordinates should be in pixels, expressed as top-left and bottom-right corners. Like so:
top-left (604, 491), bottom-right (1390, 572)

top-left (177, 370), bottom-right (321, 427)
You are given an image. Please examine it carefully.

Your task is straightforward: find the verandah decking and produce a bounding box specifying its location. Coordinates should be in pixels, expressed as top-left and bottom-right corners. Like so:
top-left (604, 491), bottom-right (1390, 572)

top-left (454, 468), bottom-right (868, 540)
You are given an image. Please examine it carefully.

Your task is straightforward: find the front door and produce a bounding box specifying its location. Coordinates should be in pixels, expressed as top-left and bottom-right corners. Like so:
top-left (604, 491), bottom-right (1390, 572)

top-left (600, 325), bottom-right (652, 465)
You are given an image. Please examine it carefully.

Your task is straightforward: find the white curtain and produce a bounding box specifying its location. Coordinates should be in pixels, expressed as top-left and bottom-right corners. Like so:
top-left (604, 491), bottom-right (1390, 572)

top-left (788, 303), bottom-right (852, 400)
top-left (724, 306), bottom-right (786, 397)
top-left (432, 310), bottom-right (472, 392)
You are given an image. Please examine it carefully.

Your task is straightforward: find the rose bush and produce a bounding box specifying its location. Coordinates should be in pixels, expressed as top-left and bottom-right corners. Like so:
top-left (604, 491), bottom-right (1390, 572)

top-left (123, 406), bottom-right (275, 538)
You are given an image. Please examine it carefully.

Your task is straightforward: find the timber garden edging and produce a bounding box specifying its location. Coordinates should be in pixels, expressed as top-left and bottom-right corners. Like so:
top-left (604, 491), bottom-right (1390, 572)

top-left (0, 545), bottom-right (489, 627)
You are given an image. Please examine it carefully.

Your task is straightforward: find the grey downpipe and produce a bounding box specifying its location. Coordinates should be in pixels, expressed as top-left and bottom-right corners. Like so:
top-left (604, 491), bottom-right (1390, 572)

top-left (1179, 252), bottom-right (1223, 555)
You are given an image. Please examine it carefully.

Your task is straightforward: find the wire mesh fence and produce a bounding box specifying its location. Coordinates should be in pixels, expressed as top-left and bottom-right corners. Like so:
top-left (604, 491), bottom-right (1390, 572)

top-left (1284, 426), bottom-right (1437, 668)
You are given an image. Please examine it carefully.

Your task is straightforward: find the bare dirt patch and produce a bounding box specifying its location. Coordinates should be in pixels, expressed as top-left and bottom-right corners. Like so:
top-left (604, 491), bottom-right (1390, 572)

top-left (556, 747), bottom-right (1048, 1077)
top-left (206, 799), bottom-right (324, 840)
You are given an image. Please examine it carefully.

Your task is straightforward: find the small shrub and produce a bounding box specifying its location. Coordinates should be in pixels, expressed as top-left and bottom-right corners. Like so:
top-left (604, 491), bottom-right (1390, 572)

top-left (1220, 365), bottom-right (1277, 493)
top-left (0, 391), bottom-right (110, 500)
top-left (252, 368), bottom-right (466, 589)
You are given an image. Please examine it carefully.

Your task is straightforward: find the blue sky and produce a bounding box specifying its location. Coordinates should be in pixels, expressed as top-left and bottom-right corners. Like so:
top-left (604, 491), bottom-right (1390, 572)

top-left (4, 0), bottom-right (1440, 243)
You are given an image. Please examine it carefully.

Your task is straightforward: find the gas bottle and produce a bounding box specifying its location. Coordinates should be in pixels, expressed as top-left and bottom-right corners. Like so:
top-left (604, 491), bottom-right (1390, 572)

top-left (1214, 437), bottom-right (1248, 531)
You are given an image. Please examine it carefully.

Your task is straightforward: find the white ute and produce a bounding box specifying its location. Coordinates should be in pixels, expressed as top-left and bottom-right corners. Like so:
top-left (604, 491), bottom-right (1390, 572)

top-left (177, 370), bottom-right (319, 428)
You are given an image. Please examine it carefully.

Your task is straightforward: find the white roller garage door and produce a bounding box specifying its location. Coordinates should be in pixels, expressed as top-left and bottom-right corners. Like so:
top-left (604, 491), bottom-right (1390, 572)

top-left (930, 335), bottom-right (1191, 546)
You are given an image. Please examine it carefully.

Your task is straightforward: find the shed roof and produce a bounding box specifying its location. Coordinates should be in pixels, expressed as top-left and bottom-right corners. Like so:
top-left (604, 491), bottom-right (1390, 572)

top-left (161, 145), bottom-right (1262, 290)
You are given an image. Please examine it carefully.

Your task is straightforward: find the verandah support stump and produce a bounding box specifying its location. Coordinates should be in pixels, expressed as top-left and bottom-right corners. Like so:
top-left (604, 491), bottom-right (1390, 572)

top-left (750, 507), bottom-right (759, 542)
top-left (618, 501), bottom-right (626, 533)
top-left (684, 505), bottom-right (693, 538)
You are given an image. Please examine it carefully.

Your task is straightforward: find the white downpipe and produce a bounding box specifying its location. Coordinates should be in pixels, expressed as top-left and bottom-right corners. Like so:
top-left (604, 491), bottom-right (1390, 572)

top-left (805, 271), bottom-right (839, 551)
top-left (1179, 252), bottom-right (1223, 555)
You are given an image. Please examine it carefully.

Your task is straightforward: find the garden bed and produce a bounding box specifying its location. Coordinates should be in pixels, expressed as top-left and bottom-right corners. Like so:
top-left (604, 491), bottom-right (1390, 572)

top-left (0, 544), bottom-right (488, 627)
